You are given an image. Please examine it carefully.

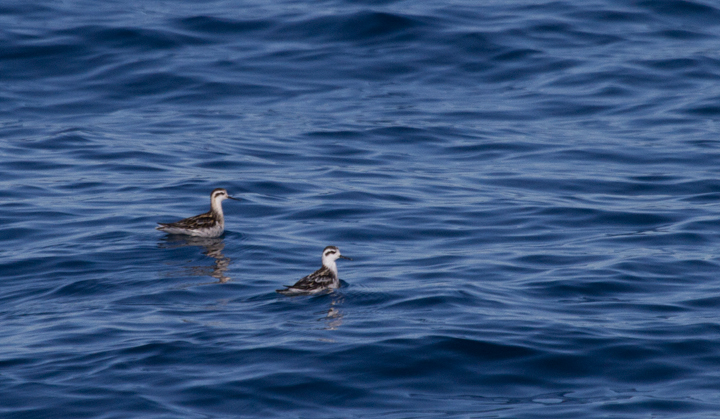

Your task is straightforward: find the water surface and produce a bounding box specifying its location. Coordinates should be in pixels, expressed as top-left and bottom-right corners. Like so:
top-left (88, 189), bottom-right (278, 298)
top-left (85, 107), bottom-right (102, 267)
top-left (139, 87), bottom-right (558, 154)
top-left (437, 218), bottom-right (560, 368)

top-left (2, 0), bottom-right (720, 417)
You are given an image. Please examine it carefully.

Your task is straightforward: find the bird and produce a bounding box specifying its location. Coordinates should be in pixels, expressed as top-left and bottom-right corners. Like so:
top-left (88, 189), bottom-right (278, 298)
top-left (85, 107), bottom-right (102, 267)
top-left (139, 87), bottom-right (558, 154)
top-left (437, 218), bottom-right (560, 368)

top-left (277, 246), bottom-right (352, 295)
top-left (156, 188), bottom-right (238, 238)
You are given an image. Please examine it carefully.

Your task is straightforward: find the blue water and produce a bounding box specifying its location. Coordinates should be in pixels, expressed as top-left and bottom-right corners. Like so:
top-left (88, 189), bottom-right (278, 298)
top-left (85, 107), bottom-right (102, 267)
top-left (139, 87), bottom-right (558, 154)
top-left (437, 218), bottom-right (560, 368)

top-left (2, 0), bottom-right (720, 417)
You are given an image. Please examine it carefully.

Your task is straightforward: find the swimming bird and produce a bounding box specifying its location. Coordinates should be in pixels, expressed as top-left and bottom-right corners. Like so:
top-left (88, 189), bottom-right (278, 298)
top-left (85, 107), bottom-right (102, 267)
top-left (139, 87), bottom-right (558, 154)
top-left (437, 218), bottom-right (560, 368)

top-left (156, 188), bottom-right (238, 237)
top-left (277, 246), bottom-right (352, 295)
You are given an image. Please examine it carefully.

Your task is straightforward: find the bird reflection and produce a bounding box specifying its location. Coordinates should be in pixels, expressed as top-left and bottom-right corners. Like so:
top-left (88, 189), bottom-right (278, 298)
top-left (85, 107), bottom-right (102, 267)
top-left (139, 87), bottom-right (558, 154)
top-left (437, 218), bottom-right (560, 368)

top-left (320, 293), bottom-right (345, 330)
top-left (158, 236), bottom-right (232, 284)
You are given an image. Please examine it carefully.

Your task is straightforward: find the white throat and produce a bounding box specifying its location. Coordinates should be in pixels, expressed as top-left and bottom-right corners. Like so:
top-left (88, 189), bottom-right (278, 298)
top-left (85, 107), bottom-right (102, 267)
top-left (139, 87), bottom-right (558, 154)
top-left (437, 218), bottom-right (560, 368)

top-left (323, 258), bottom-right (338, 277)
top-left (211, 196), bottom-right (225, 218)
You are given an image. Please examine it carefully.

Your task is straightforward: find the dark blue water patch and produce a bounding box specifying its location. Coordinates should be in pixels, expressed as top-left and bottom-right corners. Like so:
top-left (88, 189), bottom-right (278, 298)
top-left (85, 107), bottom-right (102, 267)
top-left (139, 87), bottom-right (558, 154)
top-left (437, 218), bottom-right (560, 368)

top-left (483, 58), bottom-right (580, 84)
top-left (513, 253), bottom-right (609, 268)
top-left (636, 0), bottom-right (720, 22)
top-left (602, 230), bottom-right (711, 248)
top-left (528, 276), bottom-right (654, 299)
top-left (0, 159), bottom-right (75, 172)
top-left (363, 125), bottom-right (446, 145)
top-left (683, 104), bottom-right (720, 117)
top-left (275, 11), bottom-right (431, 45)
top-left (567, 7), bottom-right (653, 25)
top-left (638, 57), bottom-right (704, 72)
top-left (110, 72), bottom-right (200, 99)
top-left (193, 158), bottom-right (253, 171)
top-left (535, 99), bottom-right (614, 118)
top-left (600, 301), bottom-right (690, 315)
top-left (382, 291), bottom-right (467, 311)
top-left (600, 398), bottom-right (705, 416)
top-left (304, 129), bottom-right (366, 140)
top-left (493, 48), bottom-right (542, 62)
top-left (18, 132), bottom-right (95, 150)
top-left (0, 3), bottom-right (52, 16)
top-left (603, 359), bottom-right (691, 385)
top-left (439, 31), bottom-right (503, 64)
top-left (654, 28), bottom-right (713, 40)
top-left (177, 81), bottom-right (293, 103)
top-left (72, 149), bottom-right (165, 162)
top-left (74, 25), bottom-right (207, 51)
top-left (527, 20), bottom-right (622, 47)
top-left (683, 295), bottom-right (720, 309)
top-left (546, 207), bottom-right (677, 227)
top-left (0, 42), bottom-right (90, 78)
top-left (174, 15), bottom-right (273, 36)
top-left (48, 278), bottom-right (127, 303)
top-left (325, 335), bottom-right (542, 388)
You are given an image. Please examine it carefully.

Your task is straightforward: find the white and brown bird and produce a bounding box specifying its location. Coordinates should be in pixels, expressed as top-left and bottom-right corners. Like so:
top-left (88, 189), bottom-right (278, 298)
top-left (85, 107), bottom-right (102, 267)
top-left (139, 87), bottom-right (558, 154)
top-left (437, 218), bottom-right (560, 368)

top-left (156, 188), bottom-right (238, 238)
top-left (277, 246), bottom-right (352, 295)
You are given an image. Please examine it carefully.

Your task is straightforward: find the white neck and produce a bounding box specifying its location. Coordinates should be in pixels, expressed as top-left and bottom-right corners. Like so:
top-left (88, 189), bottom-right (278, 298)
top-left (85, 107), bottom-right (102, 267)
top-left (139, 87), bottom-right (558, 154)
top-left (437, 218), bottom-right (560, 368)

top-left (211, 196), bottom-right (225, 217)
top-left (323, 259), bottom-right (338, 277)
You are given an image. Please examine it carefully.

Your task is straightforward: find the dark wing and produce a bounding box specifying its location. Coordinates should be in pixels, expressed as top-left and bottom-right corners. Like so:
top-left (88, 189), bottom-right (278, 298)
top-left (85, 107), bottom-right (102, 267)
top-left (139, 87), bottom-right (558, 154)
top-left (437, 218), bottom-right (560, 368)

top-left (158, 211), bottom-right (217, 230)
top-left (276, 267), bottom-right (335, 294)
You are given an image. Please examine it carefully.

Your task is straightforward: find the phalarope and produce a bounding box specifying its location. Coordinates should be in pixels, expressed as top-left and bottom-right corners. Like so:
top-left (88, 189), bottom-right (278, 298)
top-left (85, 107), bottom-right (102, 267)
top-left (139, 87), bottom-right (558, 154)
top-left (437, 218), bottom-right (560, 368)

top-left (156, 188), bottom-right (238, 238)
top-left (277, 246), bottom-right (352, 295)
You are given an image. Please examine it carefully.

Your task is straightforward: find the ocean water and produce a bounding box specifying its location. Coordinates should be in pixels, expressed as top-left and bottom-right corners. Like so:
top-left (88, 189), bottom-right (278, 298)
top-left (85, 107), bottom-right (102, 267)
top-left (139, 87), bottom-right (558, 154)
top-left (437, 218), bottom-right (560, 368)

top-left (2, 0), bottom-right (720, 417)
